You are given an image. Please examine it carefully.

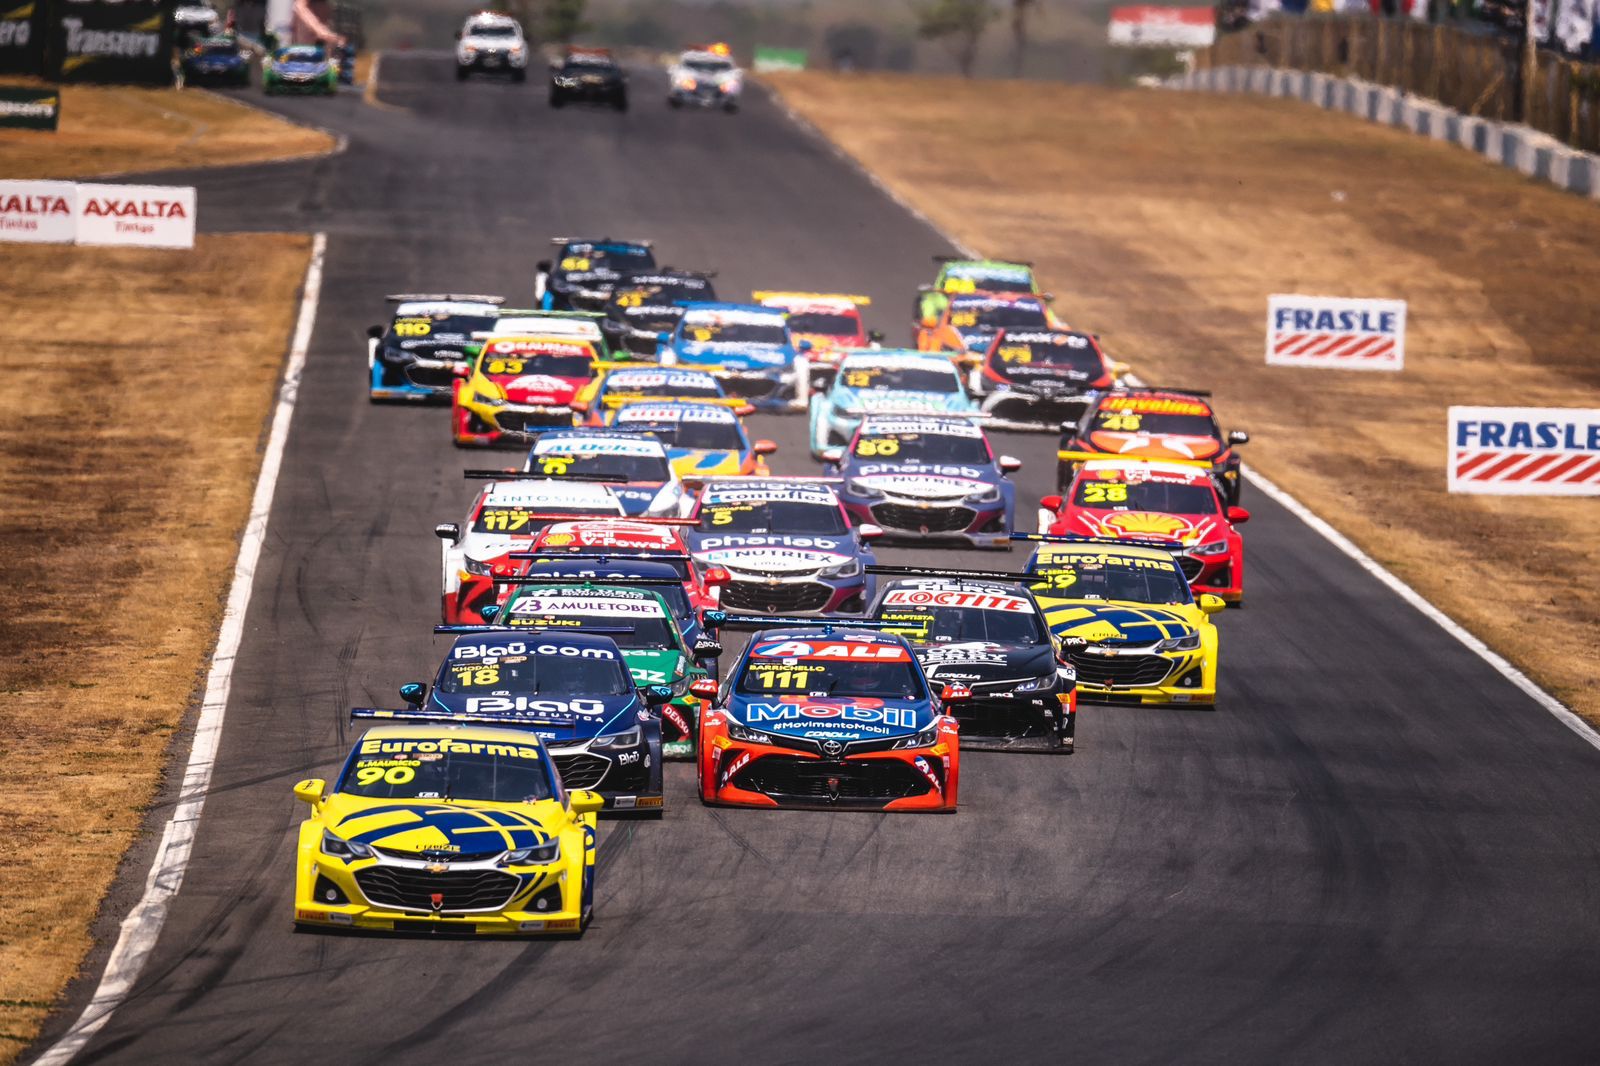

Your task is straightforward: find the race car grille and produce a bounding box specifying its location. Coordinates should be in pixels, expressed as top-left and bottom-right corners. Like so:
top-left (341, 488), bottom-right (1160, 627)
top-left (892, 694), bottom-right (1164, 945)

top-left (354, 867), bottom-right (518, 913)
top-left (496, 411), bottom-right (570, 434)
top-left (552, 752), bottom-right (610, 790)
top-left (954, 701), bottom-right (1053, 740)
top-left (870, 503), bottom-right (974, 534)
top-left (717, 376), bottom-right (782, 400)
top-left (720, 580), bottom-right (832, 614)
top-left (733, 755), bottom-right (932, 803)
top-left (1177, 556), bottom-right (1205, 582)
top-left (1065, 648), bottom-right (1173, 689)
top-left (404, 364), bottom-right (458, 390)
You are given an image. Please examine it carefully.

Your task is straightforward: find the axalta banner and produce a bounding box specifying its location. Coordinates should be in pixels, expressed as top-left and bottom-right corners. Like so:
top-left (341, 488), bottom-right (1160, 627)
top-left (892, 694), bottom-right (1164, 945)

top-left (0, 179), bottom-right (194, 247)
top-left (0, 0), bottom-right (47, 75)
top-left (1448, 406), bottom-right (1600, 495)
top-left (1108, 7), bottom-right (1216, 47)
top-left (1266, 294), bottom-right (1406, 371)
top-left (49, 0), bottom-right (175, 84)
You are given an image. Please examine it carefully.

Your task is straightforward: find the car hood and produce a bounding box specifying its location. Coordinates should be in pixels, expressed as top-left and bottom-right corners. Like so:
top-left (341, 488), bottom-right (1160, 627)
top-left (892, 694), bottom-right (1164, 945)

top-left (837, 389), bottom-right (964, 414)
top-left (1068, 509), bottom-right (1222, 547)
top-left (427, 688), bottom-right (637, 741)
top-left (322, 796), bottom-right (555, 860)
top-left (690, 532), bottom-right (857, 574)
top-left (674, 341), bottom-right (792, 369)
top-left (1039, 602), bottom-right (1198, 646)
top-left (846, 463), bottom-right (996, 501)
top-left (1085, 430), bottom-right (1223, 461)
top-left (497, 374), bottom-right (586, 405)
top-left (729, 695), bottom-right (930, 742)
top-left (910, 642), bottom-right (1054, 686)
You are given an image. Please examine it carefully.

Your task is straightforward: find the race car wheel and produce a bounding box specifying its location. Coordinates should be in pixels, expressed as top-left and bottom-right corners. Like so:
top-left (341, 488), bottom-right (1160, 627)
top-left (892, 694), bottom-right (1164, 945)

top-left (549, 91), bottom-right (564, 107)
top-left (455, 65), bottom-right (468, 81)
top-left (667, 97), bottom-right (682, 109)
top-left (613, 92), bottom-right (628, 112)
top-left (512, 68), bottom-right (526, 83)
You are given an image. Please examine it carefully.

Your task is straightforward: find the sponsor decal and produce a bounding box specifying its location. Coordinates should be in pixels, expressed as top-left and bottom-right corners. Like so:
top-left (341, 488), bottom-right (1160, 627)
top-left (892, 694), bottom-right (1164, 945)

top-left (719, 749), bottom-right (752, 787)
top-left (744, 701), bottom-right (919, 729)
top-left (912, 755), bottom-right (942, 790)
top-left (917, 643), bottom-right (1009, 665)
top-left (618, 403), bottom-right (734, 424)
top-left (1447, 406), bottom-right (1600, 496)
top-left (860, 418), bottom-right (983, 438)
top-left (882, 589), bottom-right (1029, 612)
top-left (751, 639), bottom-right (910, 661)
top-left (1266, 295), bottom-right (1406, 371)
top-left (358, 737), bottom-right (542, 757)
top-left (1108, 5), bottom-right (1216, 47)
top-left (452, 639), bottom-right (618, 661)
top-left (0, 179), bottom-right (72, 242)
top-left (74, 182), bottom-right (195, 249)
top-left (535, 436), bottom-right (662, 457)
top-left (661, 704), bottom-right (689, 734)
top-left (463, 696), bottom-right (608, 716)
top-left (0, 88), bottom-right (57, 130)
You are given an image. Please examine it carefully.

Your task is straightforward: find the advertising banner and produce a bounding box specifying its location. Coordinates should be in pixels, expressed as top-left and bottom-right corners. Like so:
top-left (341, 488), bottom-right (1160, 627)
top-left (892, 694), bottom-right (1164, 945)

top-left (0, 84), bottom-right (59, 129)
top-left (752, 46), bottom-right (807, 72)
top-left (1108, 7), bottom-right (1217, 47)
top-left (74, 182), bottom-right (195, 247)
top-left (1448, 407), bottom-right (1600, 495)
top-left (1266, 294), bottom-right (1406, 371)
top-left (0, 179), bottom-right (76, 242)
top-left (0, 0), bottom-right (47, 75)
top-left (50, 0), bottom-right (175, 84)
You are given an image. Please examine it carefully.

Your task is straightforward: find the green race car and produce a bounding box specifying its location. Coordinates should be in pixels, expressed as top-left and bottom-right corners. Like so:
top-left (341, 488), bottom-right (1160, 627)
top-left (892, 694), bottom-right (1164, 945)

top-left (263, 44), bottom-right (337, 95)
top-left (914, 256), bottom-right (1042, 328)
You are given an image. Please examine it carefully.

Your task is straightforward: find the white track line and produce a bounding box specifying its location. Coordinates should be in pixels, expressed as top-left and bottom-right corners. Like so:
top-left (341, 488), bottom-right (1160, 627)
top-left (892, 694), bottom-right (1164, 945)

top-left (35, 232), bottom-right (329, 1066)
top-left (763, 91), bottom-right (1599, 751)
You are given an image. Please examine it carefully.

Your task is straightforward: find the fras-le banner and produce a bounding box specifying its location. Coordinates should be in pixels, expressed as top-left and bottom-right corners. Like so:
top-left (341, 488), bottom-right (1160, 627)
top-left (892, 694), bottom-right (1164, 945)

top-left (1266, 294), bottom-right (1406, 371)
top-left (1448, 406), bottom-right (1600, 495)
top-left (0, 179), bottom-right (76, 243)
top-left (74, 182), bottom-right (195, 248)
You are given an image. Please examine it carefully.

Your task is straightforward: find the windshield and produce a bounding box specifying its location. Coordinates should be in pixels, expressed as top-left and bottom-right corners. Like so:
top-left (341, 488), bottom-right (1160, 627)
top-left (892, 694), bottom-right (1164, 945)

top-left (943, 267), bottom-right (1033, 294)
top-left (697, 498), bottom-right (849, 535)
top-left (838, 365), bottom-right (958, 394)
top-left (1025, 556), bottom-right (1191, 605)
top-left (736, 642), bottom-right (924, 699)
top-left (278, 46), bottom-right (323, 61)
top-left (880, 603), bottom-right (1044, 644)
top-left (610, 277), bottom-right (715, 308)
top-left (1073, 478), bottom-right (1219, 514)
top-left (527, 442), bottom-right (670, 483)
top-left (562, 59), bottom-right (615, 73)
top-left (198, 42), bottom-right (237, 56)
top-left (338, 739), bottom-right (553, 804)
top-left (503, 594), bottom-right (677, 651)
top-left (633, 418), bottom-right (743, 452)
top-left (561, 244), bottom-right (655, 272)
top-left (686, 58), bottom-right (733, 74)
top-left (679, 315), bottom-right (787, 346)
top-left (480, 353), bottom-right (595, 381)
top-left (1089, 405), bottom-right (1219, 439)
top-left (852, 430), bottom-right (988, 465)
top-left (990, 334), bottom-right (1101, 374)
top-left (388, 313), bottom-right (496, 348)
top-left (951, 302), bottom-right (1048, 330)
top-left (604, 371), bottom-right (721, 400)
top-left (436, 644), bottom-right (634, 695)
top-left (472, 501), bottom-right (612, 532)
top-left (788, 311), bottom-right (859, 336)
top-left (468, 23), bottom-right (518, 37)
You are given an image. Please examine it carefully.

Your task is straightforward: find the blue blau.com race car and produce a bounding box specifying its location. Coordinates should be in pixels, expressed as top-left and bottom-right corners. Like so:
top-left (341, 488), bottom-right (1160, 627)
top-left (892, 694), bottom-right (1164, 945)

top-left (685, 478), bottom-right (881, 616)
top-left (824, 415), bottom-right (1021, 549)
top-left (808, 350), bottom-right (977, 459)
top-left (657, 302), bottom-right (812, 411)
top-left (367, 294), bottom-right (504, 402)
top-left (368, 630), bottom-right (672, 812)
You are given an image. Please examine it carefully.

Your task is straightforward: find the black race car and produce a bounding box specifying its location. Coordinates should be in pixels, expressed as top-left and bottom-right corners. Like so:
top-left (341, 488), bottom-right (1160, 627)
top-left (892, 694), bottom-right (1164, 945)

top-left (535, 238), bottom-right (656, 311)
top-left (366, 293), bottom-right (504, 402)
top-left (867, 568), bottom-right (1077, 752)
top-left (549, 47), bottom-right (628, 110)
top-left (585, 269), bottom-right (718, 355)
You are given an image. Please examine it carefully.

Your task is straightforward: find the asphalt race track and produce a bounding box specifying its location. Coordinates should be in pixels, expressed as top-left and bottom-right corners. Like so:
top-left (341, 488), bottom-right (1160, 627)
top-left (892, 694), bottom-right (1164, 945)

top-left (39, 57), bottom-right (1600, 1065)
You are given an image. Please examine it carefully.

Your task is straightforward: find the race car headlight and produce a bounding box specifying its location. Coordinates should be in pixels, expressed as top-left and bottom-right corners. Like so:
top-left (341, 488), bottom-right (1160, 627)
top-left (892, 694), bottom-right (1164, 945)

top-left (965, 485), bottom-right (1002, 504)
top-left (502, 840), bottom-right (560, 866)
top-left (845, 479), bottom-right (884, 500)
top-left (1191, 539), bottom-right (1229, 557)
top-left (460, 46), bottom-right (477, 58)
top-left (726, 720), bottom-right (772, 744)
top-left (891, 724), bottom-right (940, 750)
top-left (474, 391), bottom-right (506, 407)
top-left (676, 76), bottom-right (697, 90)
top-left (463, 557), bottom-right (494, 576)
top-left (1156, 632), bottom-right (1202, 652)
top-left (321, 829), bottom-right (374, 861)
top-left (1015, 673), bottom-right (1056, 693)
top-left (591, 727), bottom-right (641, 751)
top-left (818, 559), bottom-right (861, 579)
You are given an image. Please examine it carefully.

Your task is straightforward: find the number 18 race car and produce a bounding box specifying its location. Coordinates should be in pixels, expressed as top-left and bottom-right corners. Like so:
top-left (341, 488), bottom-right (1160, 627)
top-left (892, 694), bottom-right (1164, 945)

top-left (699, 621), bottom-right (961, 811)
top-left (293, 722), bottom-right (602, 936)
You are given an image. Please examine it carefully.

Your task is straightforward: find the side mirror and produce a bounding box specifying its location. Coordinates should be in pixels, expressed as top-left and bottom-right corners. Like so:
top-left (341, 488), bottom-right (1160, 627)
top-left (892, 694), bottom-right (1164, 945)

top-left (1198, 595), bottom-right (1226, 614)
top-left (656, 332), bottom-right (672, 345)
top-left (1040, 494), bottom-right (1063, 512)
top-left (1228, 430), bottom-right (1250, 445)
top-left (366, 324), bottom-right (385, 340)
top-left (535, 259), bottom-right (552, 273)
top-left (938, 683), bottom-right (972, 703)
top-left (797, 339), bottom-right (813, 352)
top-left (479, 604), bottom-right (501, 622)
top-left (1226, 506), bottom-right (1250, 524)
top-left (702, 608), bottom-right (728, 627)
top-left (998, 455), bottom-right (1022, 474)
top-left (293, 778), bottom-right (326, 805)
top-left (821, 446), bottom-right (844, 464)
top-left (569, 789), bottom-right (604, 816)
top-left (569, 399), bottom-right (589, 413)
top-left (1058, 420), bottom-right (1077, 433)
top-left (703, 566), bottom-right (732, 589)
top-left (434, 522), bottom-right (461, 542)
top-left (752, 439), bottom-right (777, 455)
top-left (918, 315), bottom-right (939, 330)
top-left (867, 329), bottom-right (885, 343)
top-left (689, 678), bottom-right (719, 700)
top-left (453, 29), bottom-right (461, 39)
top-left (857, 522), bottom-right (883, 541)
top-left (692, 638), bottom-right (723, 659)
top-left (451, 364), bottom-right (472, 378)
top-left (399, 682), bottom-right (426, 706)
top-left (645, 684), bottom-right (673, 706)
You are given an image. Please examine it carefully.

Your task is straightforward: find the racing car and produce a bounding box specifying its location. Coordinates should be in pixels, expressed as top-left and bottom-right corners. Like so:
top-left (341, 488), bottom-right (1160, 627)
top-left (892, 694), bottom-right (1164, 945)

top-left (520, 428), bottom-right (688, 518)
top-left (606, 400), bottom-right (776, 478)
top-left (685, 478), bottom-right (880, 616)
top-left (367, 294), bottom-right (504, 402)
top-left (915, 292), bottom-right (1062, 355)
top-left (914, 257), bottom-right (1042, 325)
top-left (434, 475), bottom-right (626, 623)
top-left (1017, 533), bottom-right (1225, 706)
top-left (517, 517), bottom-right (729, 617)
top-left (474, 308), bottom-right (623, 360)
top-left (451, 334), bottom-right (599, 446)
top-left (180, 35), bottom-right (250, 87)
top-left (658, 302), bottom-right (811, 411)
top-left (588, 270), bottom-right (718, 353)
top-left (807, 350), bottom-right (976, 459)
top-left (535, 238), bottom-right (656, 311)
top-left (698, 621), bottom-right (961, 811)
top-left (1041, 459), bottom-right (1249, 604)
top-left (548, 46), bottom-right (627, 110)
top-left (455, 10), bottom-right (530, 81)
top-left (292, 721), bottom-right (601, 935)
top-left (751, 292), bottom-right (874, 382)
top-left (1056, 387), bottom-right (1248, 504)
top-left (400, 630), bottom-right (669, 811)
top-left (571, 366), bottom-right (739, 421)
top-left (263, 44), bottom-right (337, 95)
top-left (967, 329), bottom-right (1121, 427)
top-left (667, 42), bottom-right (742, 111)
top-left (489, 578), bottom-right (717, 761)
top-left (824, 415), bottom-right (1020, 549)
top-left (866, 569), bottom-right (1076, 752)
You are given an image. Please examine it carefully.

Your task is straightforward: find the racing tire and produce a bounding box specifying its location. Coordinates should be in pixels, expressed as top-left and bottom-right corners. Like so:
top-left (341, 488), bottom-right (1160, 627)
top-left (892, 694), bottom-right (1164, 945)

top-left (549, 92), bottom-right (565, 108)
top-left (667, 96), bottom-right (682, 109)
top-left (723, 101), bottom-right (739, 114)
top-left (613, 92), bottom-right (628, 112)
top-left (511, 68), bottom-right (526, 83)
top-left (455, 65), bottom-right (469, 82)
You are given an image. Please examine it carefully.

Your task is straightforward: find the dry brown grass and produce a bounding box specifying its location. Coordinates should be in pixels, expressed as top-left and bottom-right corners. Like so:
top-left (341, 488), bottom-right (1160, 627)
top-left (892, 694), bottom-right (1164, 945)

top-left (0, 78), bottom-right (332, 179)
top-left (769, 72), bottom-right (1600, 719)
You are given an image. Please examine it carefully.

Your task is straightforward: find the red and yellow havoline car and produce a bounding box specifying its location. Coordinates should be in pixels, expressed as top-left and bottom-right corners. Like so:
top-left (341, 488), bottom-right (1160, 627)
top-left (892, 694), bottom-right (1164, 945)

top-left (451, 335), bottom-right (599, 446)
top-left (1041, 459), bottom-right (1250, 604)
top-left (1056, 387), bottom-right (1249, 505)
top-left (699, 624), bottom-right (961, 811)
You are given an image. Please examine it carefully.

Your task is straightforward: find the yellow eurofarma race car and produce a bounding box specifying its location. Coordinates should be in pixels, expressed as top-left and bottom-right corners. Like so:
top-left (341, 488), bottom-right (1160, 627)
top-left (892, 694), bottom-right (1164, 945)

top-left (1016, 534), bottom-right (1225, 706)
top-left (293, 723), bottom-right (601, 935)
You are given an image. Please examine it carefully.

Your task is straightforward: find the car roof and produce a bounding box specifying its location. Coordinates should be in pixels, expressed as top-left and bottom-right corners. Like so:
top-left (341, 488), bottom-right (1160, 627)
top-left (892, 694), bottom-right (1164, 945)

top-left (1080, 459), bottom-right (1212, 483)
top-left (677, 301), bottom-right (784, 316)
top-left (858, 414), bottom-right (983, 436)
top-left (701, 479), bottom-right (837, 501)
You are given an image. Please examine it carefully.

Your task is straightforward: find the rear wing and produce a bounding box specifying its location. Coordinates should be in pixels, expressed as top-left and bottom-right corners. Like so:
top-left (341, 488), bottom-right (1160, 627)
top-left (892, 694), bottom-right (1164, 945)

top-left (386, 293), bottom-right (504, 303)
top-left (1055, 449), bottom-right (1216, 471)
top-left (548, 236), bottom-right (653, 248)
top-left (932, 255), bottom-right (1032, 266)
top-left (1009, 533), bottom-right (1181, 552)
top-left (433, 624), bottom-right (637, 635)
top-left (509, 550), bottom-right (692, 562)
top-left (752, 291), bottom-right (871, 306)
top-left (717, 615), bottom-right (894, 632)
top-left (351, 707), bottom-right (575, 727)
top-left (596, 394), bottom-right (754, 414)
top-left (463, 470), bottom-right (625, 482)
top-left (490, 576), bottom-right (683, 588)
top-left (866, 564), bottom-right (1031, 583)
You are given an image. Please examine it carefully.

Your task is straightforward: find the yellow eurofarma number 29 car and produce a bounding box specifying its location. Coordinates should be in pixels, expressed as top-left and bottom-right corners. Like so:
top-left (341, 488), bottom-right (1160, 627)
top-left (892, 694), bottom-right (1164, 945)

top-left (293, 724), bottom-right (601, 935)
